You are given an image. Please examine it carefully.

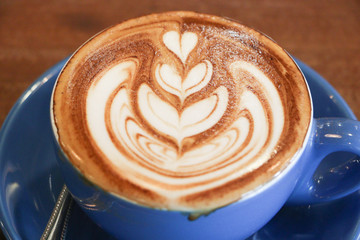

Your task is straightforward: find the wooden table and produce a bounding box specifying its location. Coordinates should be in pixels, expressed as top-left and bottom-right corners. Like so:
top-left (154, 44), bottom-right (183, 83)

top-left (0, 0), bottom-right (359, 239)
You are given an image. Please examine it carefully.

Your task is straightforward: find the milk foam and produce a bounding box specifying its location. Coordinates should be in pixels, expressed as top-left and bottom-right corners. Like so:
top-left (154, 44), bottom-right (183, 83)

top-left (86, 30), bottom-right (284, 209)
top-left (53, 12), bottom-right (311, 211)
top-left (163, 31), bottom-right (198, 63)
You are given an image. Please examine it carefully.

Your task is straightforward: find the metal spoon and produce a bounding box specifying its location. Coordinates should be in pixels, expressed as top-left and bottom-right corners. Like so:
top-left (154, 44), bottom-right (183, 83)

top-left (41, 185), bottom-right (73, 240)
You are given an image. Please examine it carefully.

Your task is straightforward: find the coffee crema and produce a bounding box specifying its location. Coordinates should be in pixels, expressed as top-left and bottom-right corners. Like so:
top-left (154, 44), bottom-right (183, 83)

top-left (52, 11), bottom-right (311, 211)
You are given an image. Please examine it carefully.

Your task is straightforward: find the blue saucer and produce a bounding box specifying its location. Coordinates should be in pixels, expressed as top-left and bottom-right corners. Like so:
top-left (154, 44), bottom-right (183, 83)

top-left (0, 58), bottom-right (359, 240)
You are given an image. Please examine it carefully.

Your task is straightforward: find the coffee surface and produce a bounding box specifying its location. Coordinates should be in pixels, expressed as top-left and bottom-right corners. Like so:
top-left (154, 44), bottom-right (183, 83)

top-left (52, 11), bottom-right (311, 211)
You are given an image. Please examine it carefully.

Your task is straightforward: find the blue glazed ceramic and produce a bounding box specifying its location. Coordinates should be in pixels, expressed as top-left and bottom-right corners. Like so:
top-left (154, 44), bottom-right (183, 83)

top-left (50, 52), bottom-right (360, 239)
top-left (0, 58), bottom-right (360, 240)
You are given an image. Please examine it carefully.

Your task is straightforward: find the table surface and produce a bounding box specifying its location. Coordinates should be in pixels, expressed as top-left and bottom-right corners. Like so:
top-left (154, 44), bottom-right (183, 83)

top-left (0, 0), bottom-right (359, 239)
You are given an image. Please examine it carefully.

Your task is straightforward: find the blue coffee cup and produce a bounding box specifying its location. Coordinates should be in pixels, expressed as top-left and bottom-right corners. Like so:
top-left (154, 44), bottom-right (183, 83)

top-left (50, 13), bottom-right (360, 240)
top-left (51, 115), bottom-right (360, 240)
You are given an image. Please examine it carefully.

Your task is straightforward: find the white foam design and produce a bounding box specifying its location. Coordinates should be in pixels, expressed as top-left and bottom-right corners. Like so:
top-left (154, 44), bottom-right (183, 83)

top-left (155, 60), bottom-right (213, 103)
top-left (85, 31), bottom-right (285, 210)
top-left (138, 84), bottom-right (228, 145)
top-left (229, 60), bottom-right (284, 144)
top-left (163, 31), bottom-right (198, 63)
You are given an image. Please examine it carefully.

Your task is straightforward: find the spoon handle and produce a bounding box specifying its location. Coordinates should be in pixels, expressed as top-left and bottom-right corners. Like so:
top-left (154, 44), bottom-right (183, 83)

top-left (41, 185), bottom-right (73, 240)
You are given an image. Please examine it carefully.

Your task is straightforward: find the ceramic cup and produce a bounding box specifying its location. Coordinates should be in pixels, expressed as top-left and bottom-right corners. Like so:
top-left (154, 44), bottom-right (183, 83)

top-left (50, 20), bottom-right (360, 240)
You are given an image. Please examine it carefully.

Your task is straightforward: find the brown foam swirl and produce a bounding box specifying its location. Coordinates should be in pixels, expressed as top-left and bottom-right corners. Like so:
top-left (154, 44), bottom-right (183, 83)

top-left (52, 11), bottom-right (311, 211)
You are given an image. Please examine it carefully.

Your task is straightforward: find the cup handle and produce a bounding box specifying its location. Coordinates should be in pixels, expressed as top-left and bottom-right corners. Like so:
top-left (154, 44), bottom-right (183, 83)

top-left (287, 118), bottom-right (360, 205)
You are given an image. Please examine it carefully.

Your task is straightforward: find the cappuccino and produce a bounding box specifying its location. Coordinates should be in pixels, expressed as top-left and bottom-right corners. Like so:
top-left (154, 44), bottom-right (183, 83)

top-left (52, 11), bottom-right (311, 211)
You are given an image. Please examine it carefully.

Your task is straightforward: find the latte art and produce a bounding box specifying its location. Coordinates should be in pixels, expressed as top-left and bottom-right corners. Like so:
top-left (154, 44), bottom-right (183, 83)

top-left (53, 12), bottom-right (311, 211)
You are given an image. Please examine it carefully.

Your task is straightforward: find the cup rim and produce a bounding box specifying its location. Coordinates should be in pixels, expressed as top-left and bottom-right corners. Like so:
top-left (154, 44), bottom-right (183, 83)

top-left (50, 11), bottom-right (314, 212)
